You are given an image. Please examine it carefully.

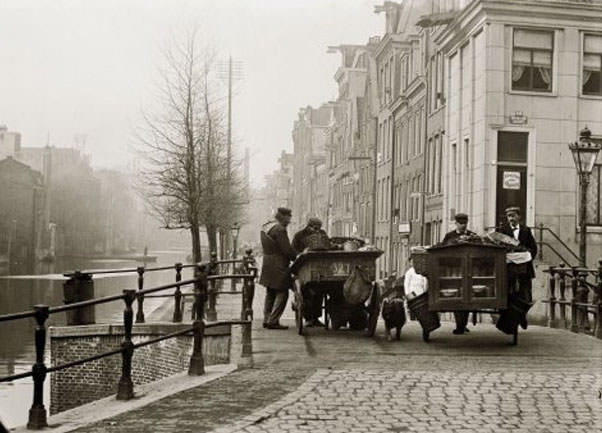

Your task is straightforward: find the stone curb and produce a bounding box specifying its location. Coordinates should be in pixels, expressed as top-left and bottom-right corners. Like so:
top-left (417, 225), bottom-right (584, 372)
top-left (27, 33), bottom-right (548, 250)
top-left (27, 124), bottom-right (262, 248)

top-left (206, 369), bottom-right (331, 433)
top-left (11, 364), bottom-right (238, 433)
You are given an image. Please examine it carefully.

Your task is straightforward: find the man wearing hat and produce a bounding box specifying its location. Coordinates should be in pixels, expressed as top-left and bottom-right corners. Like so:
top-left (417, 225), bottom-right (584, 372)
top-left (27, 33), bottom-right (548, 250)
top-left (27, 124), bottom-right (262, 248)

top-left (442, 212), bottom-right (475, 334)
top-left (497, 206), bottom-right (537, 329)
top-left (291, 217), bottom-right (328, 327)
top-left (259, 207), bottom-right (297, 329)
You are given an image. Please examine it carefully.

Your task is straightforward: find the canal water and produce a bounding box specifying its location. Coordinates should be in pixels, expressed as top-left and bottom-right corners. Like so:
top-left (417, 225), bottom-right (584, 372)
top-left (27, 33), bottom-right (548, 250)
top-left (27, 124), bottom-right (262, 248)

top-left (0, 250), bottom-right (192, 429)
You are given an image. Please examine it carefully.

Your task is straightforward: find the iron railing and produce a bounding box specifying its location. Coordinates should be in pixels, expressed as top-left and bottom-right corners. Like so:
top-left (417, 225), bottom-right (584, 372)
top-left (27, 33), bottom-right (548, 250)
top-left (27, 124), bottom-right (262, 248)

top-left (0, 250), bottom-right (258, 430)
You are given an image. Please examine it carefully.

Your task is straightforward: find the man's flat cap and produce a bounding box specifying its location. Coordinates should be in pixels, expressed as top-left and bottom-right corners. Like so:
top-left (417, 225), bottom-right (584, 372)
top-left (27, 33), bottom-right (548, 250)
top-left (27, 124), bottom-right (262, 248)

top-left (504, 206), bottom-right (521, 215)
top-left (454, 212), bottom-right (468, 223)
top-left (277, 207), bottom-right (292, 216)
top-left (307, 217), bottom-right (322, 227)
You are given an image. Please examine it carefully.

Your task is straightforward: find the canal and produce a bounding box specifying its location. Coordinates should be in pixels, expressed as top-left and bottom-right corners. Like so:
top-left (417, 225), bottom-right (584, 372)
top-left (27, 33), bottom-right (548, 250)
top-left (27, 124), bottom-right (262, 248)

top-left (0, 250), bottom-right (192, 429)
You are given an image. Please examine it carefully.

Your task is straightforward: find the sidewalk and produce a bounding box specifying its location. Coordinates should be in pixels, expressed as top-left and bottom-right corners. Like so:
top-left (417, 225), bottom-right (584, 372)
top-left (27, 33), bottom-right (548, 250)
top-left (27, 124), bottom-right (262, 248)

top-left (69, 285), bottom-right (602, 433)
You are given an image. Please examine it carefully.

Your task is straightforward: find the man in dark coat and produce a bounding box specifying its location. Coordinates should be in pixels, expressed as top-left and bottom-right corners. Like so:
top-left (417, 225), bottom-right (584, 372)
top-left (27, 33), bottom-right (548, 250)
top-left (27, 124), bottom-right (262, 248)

top-left (496, 206), bottom-right (537, 329)
top-left (292, 217), bottom-right (327, 327)
top-left (259, 207), bottom-right (297, 329)
top-left (442, 213), bottom-right (475, 335)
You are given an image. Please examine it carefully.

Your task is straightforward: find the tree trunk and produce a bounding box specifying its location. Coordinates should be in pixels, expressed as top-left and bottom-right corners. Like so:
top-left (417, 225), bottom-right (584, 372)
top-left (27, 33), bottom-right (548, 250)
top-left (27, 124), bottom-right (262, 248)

top-left (190, 224), bottom-right (202, 262)
top-left (206, 224), bottom-right (218, 256)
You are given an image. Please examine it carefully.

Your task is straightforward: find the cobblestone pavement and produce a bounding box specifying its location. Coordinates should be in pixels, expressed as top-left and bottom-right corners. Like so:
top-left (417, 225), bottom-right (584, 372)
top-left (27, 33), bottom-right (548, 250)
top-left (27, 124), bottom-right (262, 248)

top-left (74, 284), bottom-right (602, 433)
top-left (221, 369), bottom-right (601, 433)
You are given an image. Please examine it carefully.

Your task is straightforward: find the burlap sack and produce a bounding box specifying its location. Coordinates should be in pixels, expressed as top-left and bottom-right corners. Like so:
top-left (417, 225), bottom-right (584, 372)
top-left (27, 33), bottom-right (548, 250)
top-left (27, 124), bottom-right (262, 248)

top-left (343, 266), bottom-right (372, 305)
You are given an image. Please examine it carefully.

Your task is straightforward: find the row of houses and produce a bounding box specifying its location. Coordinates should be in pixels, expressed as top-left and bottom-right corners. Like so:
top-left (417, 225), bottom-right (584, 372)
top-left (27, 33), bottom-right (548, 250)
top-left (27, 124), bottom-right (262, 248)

top-left (288, 0), bottom-right (602, 277)
top-left (0, 126), bottom-right (150, 273)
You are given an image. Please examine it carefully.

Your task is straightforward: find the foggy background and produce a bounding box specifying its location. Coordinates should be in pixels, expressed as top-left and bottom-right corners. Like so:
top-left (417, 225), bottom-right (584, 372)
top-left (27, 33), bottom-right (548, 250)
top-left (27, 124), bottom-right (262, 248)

top-left (0, 0), bottom-right (382, 186)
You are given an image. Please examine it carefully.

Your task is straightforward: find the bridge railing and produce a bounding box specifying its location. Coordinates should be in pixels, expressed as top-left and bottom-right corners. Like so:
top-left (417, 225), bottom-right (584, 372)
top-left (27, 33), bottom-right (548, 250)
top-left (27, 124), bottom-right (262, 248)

top-left (541, 260), bottom-right (602, 339)
top-left (0, 250), bottom-right (259, 430)
top-left (61, 249), bottom-right (258, 324)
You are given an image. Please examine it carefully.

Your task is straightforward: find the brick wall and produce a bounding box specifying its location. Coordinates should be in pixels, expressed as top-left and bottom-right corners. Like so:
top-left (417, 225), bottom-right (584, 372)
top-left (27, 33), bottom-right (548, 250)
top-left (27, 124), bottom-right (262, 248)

top-left (50, 323), bottom-right (232, 414)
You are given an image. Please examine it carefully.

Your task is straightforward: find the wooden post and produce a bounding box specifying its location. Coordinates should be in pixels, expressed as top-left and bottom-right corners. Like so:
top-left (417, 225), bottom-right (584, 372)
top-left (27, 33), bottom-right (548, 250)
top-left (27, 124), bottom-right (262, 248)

top-left (548, 266), bottom-right (556, 328)
top-left (27, 305), bottom-right (49, 430)
top-left (558, 264), bottom-right (567, 329)
top-left (207, 252), bottom-right (218, 321)
top-left (189, 264), bottom-right (207, 375)
top-left (596, 259), bottom-right (602, 339)
top-left (173, 263), bottom-right (183, 323)
top-left (117, 289), bottom-right (135, 400)
top-left (135, 266), bottom-right (145, 323)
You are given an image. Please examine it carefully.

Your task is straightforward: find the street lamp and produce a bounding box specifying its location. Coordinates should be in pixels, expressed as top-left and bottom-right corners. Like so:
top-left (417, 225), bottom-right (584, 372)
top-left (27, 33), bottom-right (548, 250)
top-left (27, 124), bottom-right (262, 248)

top-left (230, 222), bottom-right (241, 291)
top-left (569, 126), bottom-right (602, 266)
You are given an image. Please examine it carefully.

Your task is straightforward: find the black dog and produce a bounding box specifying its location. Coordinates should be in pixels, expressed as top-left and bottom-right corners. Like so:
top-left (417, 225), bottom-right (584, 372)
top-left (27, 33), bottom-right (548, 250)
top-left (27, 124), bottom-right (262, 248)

top-left (382, 296), bottom-right (406, 341)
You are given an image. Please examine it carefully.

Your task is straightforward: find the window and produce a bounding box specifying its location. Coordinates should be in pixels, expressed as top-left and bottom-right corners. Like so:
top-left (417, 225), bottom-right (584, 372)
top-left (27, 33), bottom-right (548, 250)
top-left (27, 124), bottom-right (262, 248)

top-left (583, 34), bottom-right (602, 96)
top-left (512, 29), bottom-right (553, 92)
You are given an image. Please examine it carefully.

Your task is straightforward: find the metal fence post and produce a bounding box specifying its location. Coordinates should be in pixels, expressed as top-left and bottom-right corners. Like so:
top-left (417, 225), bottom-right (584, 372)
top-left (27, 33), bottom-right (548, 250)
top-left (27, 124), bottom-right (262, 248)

top-left (570, 268), bottom-right (579, 333)
top-left (207, 252), bottom-right (218, 321)
top-left (548, 266), bottom-right (556, 328)
top-left (117, 289), bottom-right (135, 400)
top-left (173, 262), bottom-right (183, 323)
top-left (596, 260), bottom-right (602, 339)
top-left (135, 267), bottom-right (145, 323)
top-left (558, 264), bottom-right (567, 329)
top-left (189, 264), bottom-right (207, 375)
top-left (27, 305), bottom-right (49, 430)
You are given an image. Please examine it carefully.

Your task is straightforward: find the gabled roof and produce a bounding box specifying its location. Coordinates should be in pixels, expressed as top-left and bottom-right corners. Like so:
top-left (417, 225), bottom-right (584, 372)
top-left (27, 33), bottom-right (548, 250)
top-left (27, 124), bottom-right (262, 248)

top-left (0, 156), bottom-right (44, 185)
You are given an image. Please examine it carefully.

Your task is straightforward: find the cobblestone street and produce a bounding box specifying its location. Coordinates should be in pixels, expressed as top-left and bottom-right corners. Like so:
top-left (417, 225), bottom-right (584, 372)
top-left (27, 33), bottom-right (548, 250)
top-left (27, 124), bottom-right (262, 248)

top-left (71, 286), bottom-right (602, 433)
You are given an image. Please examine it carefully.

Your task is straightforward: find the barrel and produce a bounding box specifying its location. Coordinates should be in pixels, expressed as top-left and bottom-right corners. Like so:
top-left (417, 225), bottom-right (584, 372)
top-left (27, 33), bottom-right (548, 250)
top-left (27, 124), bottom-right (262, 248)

top-left (406, 292), bottom-right (440, 333)
top-left (495, 294), bottom-right (533, 335)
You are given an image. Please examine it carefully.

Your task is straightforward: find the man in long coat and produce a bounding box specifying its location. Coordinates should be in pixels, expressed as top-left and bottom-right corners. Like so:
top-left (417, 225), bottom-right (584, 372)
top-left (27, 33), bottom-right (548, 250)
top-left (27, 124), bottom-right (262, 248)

top-left (259, 207), bottom-right (297, 329)
top-left (496, 206), bottom-right (537, 329)
top-left (442, 213), bottom-right (476, 335)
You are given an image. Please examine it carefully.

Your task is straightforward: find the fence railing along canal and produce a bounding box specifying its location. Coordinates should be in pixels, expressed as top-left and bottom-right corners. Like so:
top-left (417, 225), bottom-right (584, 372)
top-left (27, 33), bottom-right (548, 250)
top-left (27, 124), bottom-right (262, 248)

top-left (0, 250), bottom-right (258, 430)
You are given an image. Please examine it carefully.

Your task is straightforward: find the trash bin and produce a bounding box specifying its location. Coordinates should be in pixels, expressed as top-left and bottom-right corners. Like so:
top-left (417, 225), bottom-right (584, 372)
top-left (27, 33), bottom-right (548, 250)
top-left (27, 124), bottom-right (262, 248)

top-left (495, 294), bottom-right (532, 335)
top-left (406, 292), bottom-right (440, 338)
top-left (63, 272), bottom-right (95, 325)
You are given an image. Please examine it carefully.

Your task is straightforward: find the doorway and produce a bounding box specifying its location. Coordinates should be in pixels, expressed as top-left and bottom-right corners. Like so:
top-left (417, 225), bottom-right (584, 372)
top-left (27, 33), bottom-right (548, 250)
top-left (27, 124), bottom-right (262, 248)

top-left (496, 131), bottom-right (528, 227)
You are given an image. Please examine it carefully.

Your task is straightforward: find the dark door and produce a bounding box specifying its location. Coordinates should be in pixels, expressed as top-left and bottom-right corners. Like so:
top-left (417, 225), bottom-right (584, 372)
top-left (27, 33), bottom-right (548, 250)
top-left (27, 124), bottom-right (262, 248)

top-left (496, 132), bottom-right (528, 227)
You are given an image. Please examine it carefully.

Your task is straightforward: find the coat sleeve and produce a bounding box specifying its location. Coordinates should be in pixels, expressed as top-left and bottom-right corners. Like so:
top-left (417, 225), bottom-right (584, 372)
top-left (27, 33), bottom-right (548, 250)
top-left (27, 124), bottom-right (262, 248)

top-left (272, 225), bottom-right (298, 261)
top-left (522, 227), bottom-right (538, 260)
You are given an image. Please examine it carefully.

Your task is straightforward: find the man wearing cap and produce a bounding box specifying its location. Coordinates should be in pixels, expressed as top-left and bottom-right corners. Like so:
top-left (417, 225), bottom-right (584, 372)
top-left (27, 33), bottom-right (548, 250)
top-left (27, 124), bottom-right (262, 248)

top-left (404, 246), bottom-right (428, 298)
top-left (442, 213), bottom-right (475, 334)
top-left (259, 207), bottom-right (297, 329)
top-left (291, 217), bottom-right (328, 327)
top-left (497, 206), bottom-right (537, 329)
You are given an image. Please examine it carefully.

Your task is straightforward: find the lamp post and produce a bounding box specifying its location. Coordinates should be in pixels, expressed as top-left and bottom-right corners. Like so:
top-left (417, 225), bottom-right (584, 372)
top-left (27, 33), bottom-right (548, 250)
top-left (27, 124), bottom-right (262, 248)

top-left (230, 222), bottom-right (241, 291)
top-left (569, 126), bottom-right (601, 266)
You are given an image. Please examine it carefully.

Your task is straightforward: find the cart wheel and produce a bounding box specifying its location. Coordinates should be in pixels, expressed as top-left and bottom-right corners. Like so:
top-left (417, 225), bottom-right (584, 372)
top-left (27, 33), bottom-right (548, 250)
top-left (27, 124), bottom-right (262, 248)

top-left (323, 294), bottom-right (330, 331)
top-left (512, 327), bottom-right (518, 346)
top-left (366, 282), bottom-right (381, 337)
top-left (422, 329), bottom-right (430, 343)
top-left (294, 280), bottom-right (304, 336)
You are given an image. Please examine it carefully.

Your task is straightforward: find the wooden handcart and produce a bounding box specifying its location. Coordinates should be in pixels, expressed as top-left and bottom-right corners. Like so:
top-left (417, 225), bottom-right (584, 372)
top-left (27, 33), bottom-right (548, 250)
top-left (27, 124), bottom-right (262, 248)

top-left (289, 250), bottom-right (383, 336)
top-left (412, 242), bottom-right (527, 345)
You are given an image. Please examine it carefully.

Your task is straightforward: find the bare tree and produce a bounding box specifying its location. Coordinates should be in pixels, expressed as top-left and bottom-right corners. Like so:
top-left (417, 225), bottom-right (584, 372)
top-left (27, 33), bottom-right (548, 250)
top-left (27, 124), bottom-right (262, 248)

top-left (136, 32), bottom-right (245, 262)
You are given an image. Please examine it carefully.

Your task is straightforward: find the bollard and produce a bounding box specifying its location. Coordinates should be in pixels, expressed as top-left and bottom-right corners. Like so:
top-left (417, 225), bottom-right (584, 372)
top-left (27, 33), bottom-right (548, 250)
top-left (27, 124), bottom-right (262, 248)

top-left (63, 271), bottom-right (95, 325)
top-left (173, 262), bottom-right (183, 323)
top-left (189, 264), bottom-right (207, 375)
top-left (117, 290), bottom-right (135, 400)
top-left (548, 266), bottom-right (556, 328)
top-left (207, 252), bottom-right (218, 321)
top-left (27, 305), bottom-right (49, 429)
top-left (135, 267), bottom-right (145, 323)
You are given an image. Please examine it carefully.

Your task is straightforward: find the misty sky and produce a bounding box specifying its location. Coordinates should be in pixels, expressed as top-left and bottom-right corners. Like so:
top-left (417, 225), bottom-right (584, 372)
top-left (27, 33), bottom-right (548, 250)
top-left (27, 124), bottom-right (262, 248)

top-left (0, 0), bottom-right (383, 187)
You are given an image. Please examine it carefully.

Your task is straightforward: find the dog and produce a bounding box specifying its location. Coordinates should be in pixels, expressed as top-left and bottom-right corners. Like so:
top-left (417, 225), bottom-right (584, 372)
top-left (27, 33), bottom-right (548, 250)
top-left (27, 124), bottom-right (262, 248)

top-left (381, 280), bottom-right (406, 341)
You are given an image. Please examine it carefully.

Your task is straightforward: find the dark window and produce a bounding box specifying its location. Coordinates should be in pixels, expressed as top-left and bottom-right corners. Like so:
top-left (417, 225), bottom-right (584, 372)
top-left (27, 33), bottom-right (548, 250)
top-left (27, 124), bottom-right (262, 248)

top-left (583, 34), bottom-right (602, 96)
top-left (512, 29), bottom-right (553, 92)
top-left (497, 131), bottom-right (528, 163)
